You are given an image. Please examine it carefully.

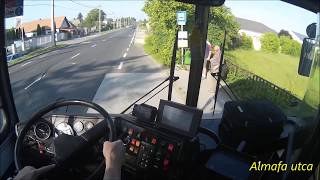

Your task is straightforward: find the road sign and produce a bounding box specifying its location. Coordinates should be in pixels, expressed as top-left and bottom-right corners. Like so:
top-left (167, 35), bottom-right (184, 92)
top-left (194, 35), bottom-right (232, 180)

top-left (176, 11), bottom-right (187, 26)
top-left (5, 0), bottom-right (24, 18)
top-left (178, 39), bottom-right (188, 48)
top-left (178, 31), bottom-right (188, 39)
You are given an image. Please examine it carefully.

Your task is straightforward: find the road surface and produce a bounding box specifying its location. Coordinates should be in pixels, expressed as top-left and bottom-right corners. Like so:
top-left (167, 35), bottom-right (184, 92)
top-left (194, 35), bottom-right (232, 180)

top-left (9, 28), bottom-right (184, 122)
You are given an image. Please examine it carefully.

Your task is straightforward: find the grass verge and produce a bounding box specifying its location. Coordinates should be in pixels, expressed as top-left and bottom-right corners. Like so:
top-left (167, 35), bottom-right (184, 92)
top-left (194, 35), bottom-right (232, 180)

top-left (8, 44), bottom-right (66, 66)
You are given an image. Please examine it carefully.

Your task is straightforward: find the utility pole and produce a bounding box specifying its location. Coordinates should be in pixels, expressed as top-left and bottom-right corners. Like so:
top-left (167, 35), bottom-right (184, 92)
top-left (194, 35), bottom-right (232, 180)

top-left (51, 0), bottom-right (56, 46)
top-left (99, 6), bottom-right (101, 33)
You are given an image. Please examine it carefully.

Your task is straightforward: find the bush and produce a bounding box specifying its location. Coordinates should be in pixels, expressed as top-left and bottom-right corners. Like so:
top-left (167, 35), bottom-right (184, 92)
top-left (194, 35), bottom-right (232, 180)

top-left (279, 36), bottom-right (301, 56)
top-left (261, 33), bottom-right (280, 53)
top-left (240, 33), bottom-right (253, 49)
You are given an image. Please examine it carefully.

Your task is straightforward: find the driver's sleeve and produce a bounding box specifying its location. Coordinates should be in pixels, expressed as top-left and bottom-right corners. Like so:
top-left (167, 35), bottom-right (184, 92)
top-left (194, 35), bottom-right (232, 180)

top-left (13, 165), bottom-right (55, 180)
top-left (103, 167), bottom-right (121, 180)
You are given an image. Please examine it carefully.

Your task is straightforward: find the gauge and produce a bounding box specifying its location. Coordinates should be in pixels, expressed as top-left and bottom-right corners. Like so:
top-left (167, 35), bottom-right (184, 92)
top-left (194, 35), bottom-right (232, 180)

top-left (86, 122), bottom-right (94, 130)
top-left (34, 122), bottom-right (51, 140)
top-left (56, 122), bottom-right (74, 135)
top-left (73, 121), bottom-right (84, 133)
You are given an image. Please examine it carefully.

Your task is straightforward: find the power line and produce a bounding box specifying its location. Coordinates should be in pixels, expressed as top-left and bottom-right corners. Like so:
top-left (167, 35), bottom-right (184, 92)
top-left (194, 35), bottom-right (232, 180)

top-left (69, 0), bottom-right (96, 9)
top-left (24, 4), bottom-right (83, 11)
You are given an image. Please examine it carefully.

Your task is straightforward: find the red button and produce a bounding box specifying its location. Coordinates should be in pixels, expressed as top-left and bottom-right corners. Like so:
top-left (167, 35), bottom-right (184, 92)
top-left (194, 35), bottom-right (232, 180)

top-left (151, 138), bottom-right (157, 144)
top-left (131, 139), bottom-right (136, 145)
top-left (168, 144), bottom-right (174, 152)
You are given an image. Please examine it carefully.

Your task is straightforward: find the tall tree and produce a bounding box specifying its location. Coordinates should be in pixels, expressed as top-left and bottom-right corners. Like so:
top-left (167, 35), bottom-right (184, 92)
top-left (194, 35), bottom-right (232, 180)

top-left (41, 26), bottom-right (46, 35)
top-left (143, 0), bottom-right (239, 65)
top-left (278, 29), bottom-right (292, 39)
top-left (83, 8), bottom-right (106, 28)
top-left (37, 24), bottom-right (42, 36)
top-left (22, 28), bottom-right (26, 39)
top-left (77, 12), bottom-right (83, 23)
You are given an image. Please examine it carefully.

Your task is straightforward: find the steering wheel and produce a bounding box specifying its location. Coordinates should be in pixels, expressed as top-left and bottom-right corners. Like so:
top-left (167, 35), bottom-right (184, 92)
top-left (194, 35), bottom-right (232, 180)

top-left (14, 99), bottom-right (116, 178)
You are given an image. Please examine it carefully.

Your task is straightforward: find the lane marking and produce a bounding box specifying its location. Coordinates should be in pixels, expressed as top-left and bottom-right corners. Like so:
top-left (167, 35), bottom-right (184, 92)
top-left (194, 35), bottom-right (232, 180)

top-left (21, 62), bottom-right (32, 67)
top-left (24, 74), bottom-right (45, 90)
top-left (71, 62), bottom-right (76, 65)
top-left (118, 62), bottom-right (123, 70)
top-left (126, 48), bottom-right (129, 52)
top-left (71, 53), bottom-right (80, 59)
top-left (123, 52), bottom-right (127, 58)
top-left (102, 39), bottom-right (107, 42)
top-left (91, 44), bottom-right (97, 48)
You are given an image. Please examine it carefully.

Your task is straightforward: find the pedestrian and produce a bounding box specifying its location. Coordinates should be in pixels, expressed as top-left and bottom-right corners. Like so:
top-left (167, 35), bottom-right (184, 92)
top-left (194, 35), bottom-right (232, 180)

top-left (203, 40), bottom-right (212, 79)
top-left (209, 45), bottom-right (221, 77)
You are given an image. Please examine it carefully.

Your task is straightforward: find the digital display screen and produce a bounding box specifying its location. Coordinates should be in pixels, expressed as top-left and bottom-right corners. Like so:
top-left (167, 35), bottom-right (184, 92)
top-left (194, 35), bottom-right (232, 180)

top-left (161, 105), bottom-right (194, 132)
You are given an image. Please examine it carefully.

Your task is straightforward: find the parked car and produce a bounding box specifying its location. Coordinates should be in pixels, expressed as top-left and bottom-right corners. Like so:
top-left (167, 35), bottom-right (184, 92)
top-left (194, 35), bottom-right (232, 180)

top-left (6, 53), bottom-right (22, 62)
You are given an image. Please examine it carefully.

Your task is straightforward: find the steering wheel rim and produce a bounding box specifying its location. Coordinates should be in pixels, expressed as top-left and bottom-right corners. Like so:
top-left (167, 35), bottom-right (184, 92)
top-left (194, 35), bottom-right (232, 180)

top-left (14, 99), bottom-right (116, 171)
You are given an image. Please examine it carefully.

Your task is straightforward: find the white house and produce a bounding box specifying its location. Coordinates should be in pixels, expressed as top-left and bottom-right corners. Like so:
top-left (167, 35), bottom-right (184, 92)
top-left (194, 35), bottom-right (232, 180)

top-left (288, 31), bottom-right (307, 44)
top-left (236, 17), bottom-right (277, 50)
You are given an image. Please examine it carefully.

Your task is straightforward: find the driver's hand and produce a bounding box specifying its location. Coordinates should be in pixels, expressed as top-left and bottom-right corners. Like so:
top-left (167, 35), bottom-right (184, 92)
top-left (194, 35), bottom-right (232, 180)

top-left (103, 140), bottom-right (125, 170)
top-left (14, 164), bottom-right (55, 180)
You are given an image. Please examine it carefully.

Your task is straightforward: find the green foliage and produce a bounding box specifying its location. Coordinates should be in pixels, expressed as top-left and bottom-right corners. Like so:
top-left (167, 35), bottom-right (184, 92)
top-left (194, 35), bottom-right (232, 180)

top-left (36, 24), bottom-right (42, 36)
top-left (278, 29), bottom-right (292, 39)
top-left (239, 33), bottom-right (253, 49)
top-left (143, 0), bottom-right (239, 65)
top-left (83, 8), bottom-right (106, 28)
top-left (279, 36), bottom-right (301, 57)
top-left (261, 33), bottom-right (280, 53)
top-left (5, 28), bottom-right (17, 43)
top-left (207, 6), bottom-right (239, 49)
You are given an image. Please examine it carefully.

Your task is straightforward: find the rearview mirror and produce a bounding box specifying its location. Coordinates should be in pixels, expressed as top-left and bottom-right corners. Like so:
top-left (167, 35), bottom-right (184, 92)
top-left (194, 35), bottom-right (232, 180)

top-left (176, 0), bottom-right (225, 6)
top-left (298, 38), bottom-right (315, 77)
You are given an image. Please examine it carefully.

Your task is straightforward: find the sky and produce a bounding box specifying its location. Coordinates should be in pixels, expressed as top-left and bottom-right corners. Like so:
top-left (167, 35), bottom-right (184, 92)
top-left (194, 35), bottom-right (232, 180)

top-left (5, 0), bottom-right (317, 35)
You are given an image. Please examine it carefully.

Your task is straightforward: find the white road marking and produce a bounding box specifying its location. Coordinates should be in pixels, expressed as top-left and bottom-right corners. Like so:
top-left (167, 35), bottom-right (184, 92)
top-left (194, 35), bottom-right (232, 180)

top-left (71, 53), bottom-right (80, 59)
top-left (91, 44), bottom-right (97, 48)
top-left (21, 62), bottom-right (32, 67)
top-left (118, 62), bottom-right (123, 70)
top-left (24, 74), bottom-right (45, 90)
top-left (126, 48), bottom-right (129, 52)
top-left (102, 39), bottom-right (107, 42)
top-left (71, 62), bottom-right (76, 65)
top-left (123, 52), bottom-right (127, 58)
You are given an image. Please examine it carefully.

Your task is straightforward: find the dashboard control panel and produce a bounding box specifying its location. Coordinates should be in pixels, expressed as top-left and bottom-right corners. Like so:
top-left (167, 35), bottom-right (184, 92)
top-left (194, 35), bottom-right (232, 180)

top-left (115, 116), bottom-right (184, 173)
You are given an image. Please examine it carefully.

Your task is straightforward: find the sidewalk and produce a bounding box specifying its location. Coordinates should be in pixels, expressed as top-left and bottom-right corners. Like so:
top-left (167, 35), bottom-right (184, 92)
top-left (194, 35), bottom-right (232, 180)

top-left (137, 27), bottom-right (232, 119)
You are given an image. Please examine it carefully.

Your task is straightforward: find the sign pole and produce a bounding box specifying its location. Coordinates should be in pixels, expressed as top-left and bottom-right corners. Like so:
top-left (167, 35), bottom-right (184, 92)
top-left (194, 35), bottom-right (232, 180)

top-left (181, 24), bottom-right (184, 65)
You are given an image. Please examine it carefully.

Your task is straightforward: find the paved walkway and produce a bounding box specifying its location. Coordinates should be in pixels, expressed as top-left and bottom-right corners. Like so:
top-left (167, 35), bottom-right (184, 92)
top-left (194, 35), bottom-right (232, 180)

top-left (136, 27), bottom-right (233, 119)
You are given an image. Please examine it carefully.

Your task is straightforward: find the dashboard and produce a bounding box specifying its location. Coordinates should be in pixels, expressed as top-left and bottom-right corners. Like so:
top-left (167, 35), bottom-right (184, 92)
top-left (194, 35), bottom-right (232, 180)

top-left (20, 100), bottom-right (203, 179)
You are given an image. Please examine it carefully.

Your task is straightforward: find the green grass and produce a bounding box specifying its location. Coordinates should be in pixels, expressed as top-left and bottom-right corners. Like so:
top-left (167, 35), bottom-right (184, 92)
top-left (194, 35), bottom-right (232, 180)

top-left (225, 49), bottom-right (309, 99)
top-left (8, 44), bottom-right (66, 66)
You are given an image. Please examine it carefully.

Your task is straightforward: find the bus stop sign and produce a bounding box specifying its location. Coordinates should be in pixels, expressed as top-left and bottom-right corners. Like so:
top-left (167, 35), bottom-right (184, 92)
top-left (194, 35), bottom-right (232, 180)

top-left (5, 0), bottom-right (24, 18)
top-left (176, 11), bottom-right (187, 26)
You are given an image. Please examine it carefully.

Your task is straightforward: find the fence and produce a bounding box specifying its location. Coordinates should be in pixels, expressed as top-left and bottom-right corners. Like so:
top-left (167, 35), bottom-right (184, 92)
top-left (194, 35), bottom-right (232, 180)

top-left (225, 61), bottom-right (301, 110)
top-left (6, 33), bottom-right (69, 54)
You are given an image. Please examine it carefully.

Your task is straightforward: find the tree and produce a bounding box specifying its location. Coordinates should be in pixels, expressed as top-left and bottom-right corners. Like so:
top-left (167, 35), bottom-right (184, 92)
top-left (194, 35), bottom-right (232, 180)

top-left (77, 12), bottom-right (83, 23)
top-left (143, 0), bottom-right (239, 65)
top-left (41, 26), bottom-right (46, 35)
top-left (239, 33), bottom-right (253, 49)
top-left (36, 24), bottom-right (42, 36)
top-left (279, 36), bottom-right (301, 56)
top-left (207, 6), bottom-right (239, 49)
top-left (22, 28), bottom-right (26, 39)
top-left (278, 29), bottom-right (292, 39)
top-left (261, 33), bottom-right (280, 53)
top-left (83, 8), bottom-right (106, 28)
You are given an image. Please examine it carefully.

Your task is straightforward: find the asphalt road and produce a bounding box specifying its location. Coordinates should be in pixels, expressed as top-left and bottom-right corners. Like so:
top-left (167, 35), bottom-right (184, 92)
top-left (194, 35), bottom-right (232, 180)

top-left (9, 28), bottom-right (167, 122)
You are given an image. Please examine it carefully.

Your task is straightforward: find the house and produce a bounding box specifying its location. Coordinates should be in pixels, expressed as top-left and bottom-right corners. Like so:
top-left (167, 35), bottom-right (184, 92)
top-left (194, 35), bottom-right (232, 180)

top-left (236, 17), bottom-right (277, 50)
top-left (288, 31), bottom-right (307, 44)
top-left (17, 16), bottom-right (77, 40)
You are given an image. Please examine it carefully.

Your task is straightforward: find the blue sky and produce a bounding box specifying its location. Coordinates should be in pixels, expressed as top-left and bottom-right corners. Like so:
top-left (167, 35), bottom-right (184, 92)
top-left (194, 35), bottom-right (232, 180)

top-left (5, 0), bottom-right (317, 35)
